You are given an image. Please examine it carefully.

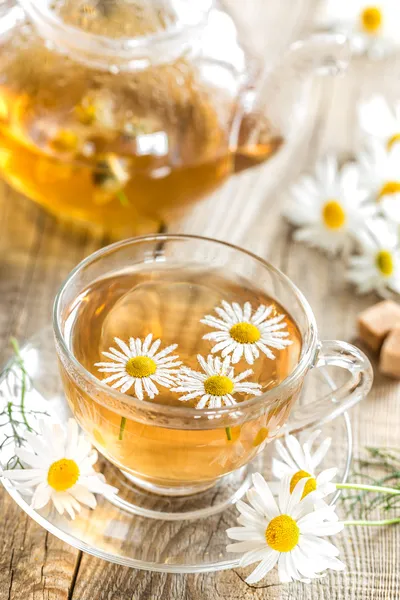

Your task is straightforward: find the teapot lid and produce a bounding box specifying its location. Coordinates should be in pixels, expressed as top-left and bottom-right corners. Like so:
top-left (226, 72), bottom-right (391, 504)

top-left (49, 0), bottom-right (212, 39)
top-left (19, 0), bottom-right (214, 70)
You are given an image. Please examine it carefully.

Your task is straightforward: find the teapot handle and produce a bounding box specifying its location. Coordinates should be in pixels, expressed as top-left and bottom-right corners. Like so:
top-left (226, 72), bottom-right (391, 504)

top-left (233, 34), bottom-right (350, 165)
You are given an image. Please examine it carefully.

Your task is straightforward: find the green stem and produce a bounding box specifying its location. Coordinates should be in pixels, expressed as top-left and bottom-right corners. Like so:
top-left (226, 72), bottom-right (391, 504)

top-left (225, 427), bottom-right (232, 441)
top-left (116, 189), bottom-right (129, 207)
top-left (119, 417), bottom-right (127, 441)
top-left (337, 483), bottom-right (400, 495)
top-left (10, 337), bottom-right (31, 432)
top-left (344, 518), bottom-right (400, 527)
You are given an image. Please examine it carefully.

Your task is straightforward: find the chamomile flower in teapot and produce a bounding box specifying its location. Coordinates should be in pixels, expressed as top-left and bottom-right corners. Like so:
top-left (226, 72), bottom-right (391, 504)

top-left (0, 0), bottom-right (348, 236)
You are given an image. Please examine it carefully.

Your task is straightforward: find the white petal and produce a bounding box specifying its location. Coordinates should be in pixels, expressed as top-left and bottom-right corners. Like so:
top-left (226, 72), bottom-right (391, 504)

top-left (316, 467), bottom-right (337, 485)
top-left (310, 437), bottom-right (332, 470)
top-left (226, 540), bottom-right (266, 554)
top-left (232, 344), bottom-right (244, 364)
top-left (275, 439), bottom-right (300, 471)
top-left (244, 345), bottom-right (255, 365)
top-left (287, 478), bottom-right (307, 513)
top-left (298, 534), bottom-right (340, 558)
top-left (226, 527), bottom-right (265, 542)
top-left (70, 484), bottom-right (97, 509)
top-left (114, 337), bottom-right (131, 357)
top-left (278, 553), bottom-right (292, 583)
top-left (148, 338), bottom-right (161, 357)
top-left (31, 483), bottom-right (51, 510)
top-left (15, 449), bottom-right (45, 469)
top-left (142, 333), bottom-right (153, 353)
top-left (251, 473), bottom-right (280, 518)
top-left (134, 378), bottom-right (144, 400)
top-left (285, 435), bottom-right (307, 470)
top-left (65, 419), bottom-right (79, 458)
top-left (278, 474), bottom-right (292, 514)
top-left (245, 551), bottom-right (279, 585)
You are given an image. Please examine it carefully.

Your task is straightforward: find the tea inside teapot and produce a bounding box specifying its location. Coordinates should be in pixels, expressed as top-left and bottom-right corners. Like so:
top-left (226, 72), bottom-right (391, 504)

top-left (0, 0), bottom-right (344, 236)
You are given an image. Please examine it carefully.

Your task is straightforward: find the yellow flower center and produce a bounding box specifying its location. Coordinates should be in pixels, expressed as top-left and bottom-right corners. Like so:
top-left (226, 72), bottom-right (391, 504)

top-left (378, 181), bottom-right (400, 200)
top-left (376, 250), bottom-right (394, 276)
top-left (253, 427), bottom-right (269, 447)
top-left (265, 514), bottom-right (300, 553)
top-left (290, 470), bottom-right (317, 499)
top-left (125, 356), bottom-right (157, 378)
top-left (322, 200), bottom-right (346, 230)
top-left (360, 6), bottom-right (382, 33)
top-left (230, 322), bottom-right (261, 344)
top-left (47, 458), bottom-right (80, 492)
top-left (387, 134), bottom-right (400, 150)
top-left (204, 375), bottom-right (234, 396)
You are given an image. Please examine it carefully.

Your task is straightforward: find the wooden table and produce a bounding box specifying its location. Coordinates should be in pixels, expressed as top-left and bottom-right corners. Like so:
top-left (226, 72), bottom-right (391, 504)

top-left (1, 43), bottom-right (400, 600)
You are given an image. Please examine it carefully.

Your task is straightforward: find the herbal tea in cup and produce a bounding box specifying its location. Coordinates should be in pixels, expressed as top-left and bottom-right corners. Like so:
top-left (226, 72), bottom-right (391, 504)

top-left (54, 235), bottom-right (372, 496)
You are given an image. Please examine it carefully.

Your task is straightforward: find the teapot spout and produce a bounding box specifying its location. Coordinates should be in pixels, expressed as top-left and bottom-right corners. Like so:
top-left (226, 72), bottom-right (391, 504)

top-left (233, 34), bottom-right (349, 173)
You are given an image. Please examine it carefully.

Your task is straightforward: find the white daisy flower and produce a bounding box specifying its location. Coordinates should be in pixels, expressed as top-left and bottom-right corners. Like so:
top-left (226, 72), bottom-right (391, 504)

top-left (346, 220), bottom-right (400, 295)
top-left (227, 473), bottom-right (344, 584)
top-left (285, 155), bottom-right (369, 256)
top-left (201, 301), bottom-right (292, 365)
top-left (1, 419), bottom-right (118, 520)
top-left (253, 402), bottom-right (292, 450)
top-left (357, 139), bottom-right (400, 224)
top-left (172, 354), bottom-right (262, 409)
top-left (95, 334), bottom-right (181, 400)
top-left (358, 95), bottom-right (400, 150)
top-left (317, 0), bottom-right (400, 56)
top-left (358, 139), bottom-right (400, 211)
top-left (272, 431), bottom-right (337, 501)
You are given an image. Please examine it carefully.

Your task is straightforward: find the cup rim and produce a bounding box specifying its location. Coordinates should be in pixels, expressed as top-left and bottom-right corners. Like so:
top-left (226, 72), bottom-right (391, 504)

top-left (53, 234), bottom-right (318, 419)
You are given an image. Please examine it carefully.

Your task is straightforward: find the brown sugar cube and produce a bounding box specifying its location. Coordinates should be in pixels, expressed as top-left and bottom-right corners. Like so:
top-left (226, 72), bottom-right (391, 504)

top-left (357, 300), bottom-right (400, 352)
top-left (380, 325), bottom-right (400, 378)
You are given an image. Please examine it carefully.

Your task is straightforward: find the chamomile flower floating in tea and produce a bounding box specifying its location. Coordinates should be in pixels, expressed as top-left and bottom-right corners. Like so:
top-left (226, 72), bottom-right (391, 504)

top-left (346, 222), bottom-right (400, 295)
top-left (201, 301), bottom-right (292, 364)
top-left (272, 431), bottom-right (337, 501)
top-left (358, 95), bottom-right (400, 150)
top-left (95, 334), bottom-right (181, 400)
top-left (285, 155), bottom-right (368, 256)
top-left (172, 354), bottom-right (262, 409)
top-left (317, 0), bottom-right (400, 55)
top-left (1, 419), bottom-right (118, 520)
top-left (226, 473), bottom-right (344, 584)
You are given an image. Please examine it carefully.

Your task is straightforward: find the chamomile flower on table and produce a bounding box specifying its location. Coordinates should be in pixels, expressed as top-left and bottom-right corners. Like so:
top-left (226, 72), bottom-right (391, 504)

top-left (226, 473), bottom-right (344, 584)
top-left (285, 155), bottom-right (369, 256)
top-left (172, 354), bottom-right (262, 409)
top-left (346, 220), bottom-right (400, 295)
top-left (95, 334), bottom-right (181, 400)
top-left (317, 0), bottom-right (400, 56)
top-left (272, 431), bottom-right (337, 502)
top-left (201, 300), bottom-right (292, 365)
top-left (357, 138), bottom-right (400, 203)
top-left (358, 95), bottom-right (400, 150)
top-left (357, 139), bottom-right (400, 224)
top-left (1, 419), bottom-right (118, 520)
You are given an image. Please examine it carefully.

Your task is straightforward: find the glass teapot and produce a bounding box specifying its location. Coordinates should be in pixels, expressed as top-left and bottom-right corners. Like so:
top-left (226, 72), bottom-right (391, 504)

top-left (0, 0), bottom-right (347, 237)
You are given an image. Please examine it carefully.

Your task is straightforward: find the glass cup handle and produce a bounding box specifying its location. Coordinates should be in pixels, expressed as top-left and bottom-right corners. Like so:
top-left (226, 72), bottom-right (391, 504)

top-left (285, 340), bottom-right (373, 435)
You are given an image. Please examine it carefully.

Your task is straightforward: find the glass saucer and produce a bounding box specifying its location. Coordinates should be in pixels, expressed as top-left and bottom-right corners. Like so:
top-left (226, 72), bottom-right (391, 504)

top-left (0, 327), bottom-right (352, 573)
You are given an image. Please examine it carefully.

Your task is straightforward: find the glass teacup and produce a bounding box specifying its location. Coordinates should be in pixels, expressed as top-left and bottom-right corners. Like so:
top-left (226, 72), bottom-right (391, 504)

top-left (54, 235), bottom-right (373, 497)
